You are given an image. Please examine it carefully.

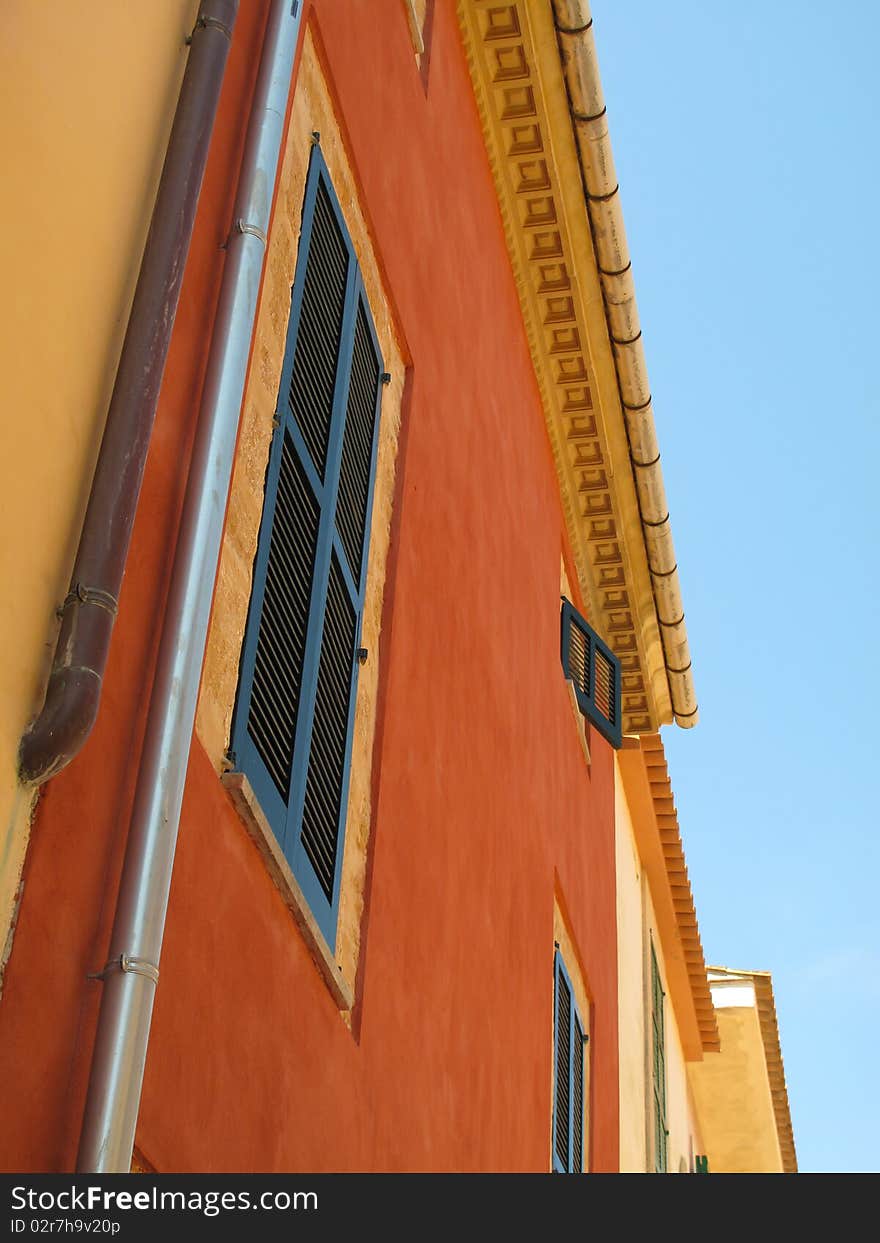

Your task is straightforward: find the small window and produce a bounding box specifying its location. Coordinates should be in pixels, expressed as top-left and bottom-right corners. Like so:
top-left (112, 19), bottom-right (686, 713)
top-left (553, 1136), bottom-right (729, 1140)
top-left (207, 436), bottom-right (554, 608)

top-left (402, 0), bottom-right (436, 83)
top-left (560, 598), bottom-right (622, 748)
top-left (651, 941), bottom-right (668, 1173)
top-left (230, 150), bottom-right (385, 953)
top-left (553, 950), bottom-right (587, 1173)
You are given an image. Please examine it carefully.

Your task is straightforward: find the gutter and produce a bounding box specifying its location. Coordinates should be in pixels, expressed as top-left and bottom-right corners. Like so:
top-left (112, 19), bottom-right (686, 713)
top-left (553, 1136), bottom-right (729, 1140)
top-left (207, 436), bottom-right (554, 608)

top-left (551, 0), bottom-right (698, 727)
top-left (18, 0), bottom-right (239, 785)
top-left (77, 0), bottom-right (302, 1174)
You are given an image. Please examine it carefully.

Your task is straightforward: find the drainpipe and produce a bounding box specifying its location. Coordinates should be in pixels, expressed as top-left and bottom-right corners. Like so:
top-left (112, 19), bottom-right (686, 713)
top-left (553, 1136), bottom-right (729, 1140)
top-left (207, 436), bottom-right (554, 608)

top-left (77, 0), bottom-right (302, 1174)
top-left (18, 0), bottom-right (239, 786)
top-left (552, 0), bottom-right (698, 727)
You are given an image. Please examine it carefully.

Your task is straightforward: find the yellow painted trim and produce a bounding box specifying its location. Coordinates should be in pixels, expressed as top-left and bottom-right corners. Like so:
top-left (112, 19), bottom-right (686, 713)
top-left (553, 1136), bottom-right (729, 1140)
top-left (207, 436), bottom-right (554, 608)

top-left (457, 0), bottom-right (672, 732)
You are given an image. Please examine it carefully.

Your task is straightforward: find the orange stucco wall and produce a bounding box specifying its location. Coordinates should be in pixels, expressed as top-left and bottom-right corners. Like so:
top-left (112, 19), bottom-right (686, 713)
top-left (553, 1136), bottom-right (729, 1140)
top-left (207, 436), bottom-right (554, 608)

top-left (0, 0), bottom-right (619, 1172)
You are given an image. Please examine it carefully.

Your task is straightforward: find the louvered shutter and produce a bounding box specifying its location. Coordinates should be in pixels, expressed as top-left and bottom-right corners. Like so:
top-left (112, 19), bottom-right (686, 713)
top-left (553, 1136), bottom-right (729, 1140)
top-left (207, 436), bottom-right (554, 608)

top-left (651, 943), bottom-right (668, 1172)
top-left (553, 951), bottom-right (586, 1173)
top-left (554, 965), bottom-right (572, 1171)
top-left (232, 149), bottom-right (384, 951)
top-left (289, 179), bottom-right (349, 480)
top-left (572, 1013), bottom-right (585, 1173)
top-left (560, 598), bottom-right (622, 748)
top-left (245, 437), bottom-right (319, 802)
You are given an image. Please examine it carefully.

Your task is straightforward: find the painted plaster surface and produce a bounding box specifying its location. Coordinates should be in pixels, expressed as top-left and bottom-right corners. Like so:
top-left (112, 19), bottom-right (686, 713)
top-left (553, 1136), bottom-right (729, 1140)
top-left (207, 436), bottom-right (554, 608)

top-left (0, 0), bottom-right (270, 1169)
top-left (0, 0), bottom-right (199, 978)
top-left (689, 1004), bottom-right (784, 1173)
top-left (615, 763), bottom-right (703, 1172)
top-left (0, 1), bottom-right (620, 1172)
top-left (614, 762), bottom-right (649, 1170)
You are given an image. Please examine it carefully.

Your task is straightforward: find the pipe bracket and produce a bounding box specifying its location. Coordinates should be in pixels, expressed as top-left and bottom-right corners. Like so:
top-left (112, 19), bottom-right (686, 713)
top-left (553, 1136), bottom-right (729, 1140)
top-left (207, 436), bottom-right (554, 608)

top-left (234, 219), bottom-right (268, 244)
top-left (555, 18), bottom-right (594, 36)
top-left (622, 395), bottom-right (653, 413)
top-left (59, 585), bottom-right (119, 617)
top-left (89, 955), bottom-right (160, 986)
top-left (586, 184), bottom-right (620, 204)
top-left (598, 259), bottom-right (632, 279)
top-left (570, 103), bottom-right (606, 124)
top-left (190, 15), bottom-right (234, 42)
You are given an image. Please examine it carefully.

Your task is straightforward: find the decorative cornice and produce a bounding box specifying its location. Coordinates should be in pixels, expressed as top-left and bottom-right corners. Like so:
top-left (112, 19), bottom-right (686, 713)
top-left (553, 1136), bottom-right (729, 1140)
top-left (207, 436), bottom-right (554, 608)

top-left (457, 0), bottom-right (689, 733)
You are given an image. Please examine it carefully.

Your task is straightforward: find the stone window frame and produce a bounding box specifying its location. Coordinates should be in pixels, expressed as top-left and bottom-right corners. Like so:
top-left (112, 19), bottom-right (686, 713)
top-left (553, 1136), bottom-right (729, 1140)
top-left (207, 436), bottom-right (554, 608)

top-left (197, 28), bottom-right (407, 1016)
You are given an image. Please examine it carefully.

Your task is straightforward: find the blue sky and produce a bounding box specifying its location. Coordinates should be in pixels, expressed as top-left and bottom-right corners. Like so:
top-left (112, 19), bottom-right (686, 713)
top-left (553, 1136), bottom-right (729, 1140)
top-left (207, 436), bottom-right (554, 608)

top-left (591, 1), bottom-right (880, 1173)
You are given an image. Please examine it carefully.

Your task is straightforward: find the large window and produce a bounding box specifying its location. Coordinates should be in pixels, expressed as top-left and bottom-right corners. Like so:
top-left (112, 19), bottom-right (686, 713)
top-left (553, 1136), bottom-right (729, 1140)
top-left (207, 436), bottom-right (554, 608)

top-left (230, 149), bottom-right (385, 953)
top-left (553, 949), bottom-right (587, 1173)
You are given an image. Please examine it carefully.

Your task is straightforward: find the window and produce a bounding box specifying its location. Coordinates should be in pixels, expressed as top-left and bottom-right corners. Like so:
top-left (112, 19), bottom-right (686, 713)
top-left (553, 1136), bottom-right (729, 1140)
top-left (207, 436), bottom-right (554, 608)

top-left (553, 949), bottom-right (587, 1173)
top-left (651, 941), bottom-right (668, 1172)
top-left (402, 0), bottom-right (436, 84)
top-left (230, 149), bottom-right (385, 953)
top-left (560, 598), bottom-right (622, 748)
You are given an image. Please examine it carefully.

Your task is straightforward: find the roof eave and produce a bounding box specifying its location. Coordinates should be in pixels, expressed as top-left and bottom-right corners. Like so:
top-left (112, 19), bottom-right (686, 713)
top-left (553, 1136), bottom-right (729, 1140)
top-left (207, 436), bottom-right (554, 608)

top-left (457, 0), bottom-right (697, 731)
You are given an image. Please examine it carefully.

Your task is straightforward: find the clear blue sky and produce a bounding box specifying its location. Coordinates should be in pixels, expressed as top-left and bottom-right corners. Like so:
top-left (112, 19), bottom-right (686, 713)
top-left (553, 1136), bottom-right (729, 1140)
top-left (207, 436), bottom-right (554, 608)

top-left (591, 1), bottom-right (880, 1173)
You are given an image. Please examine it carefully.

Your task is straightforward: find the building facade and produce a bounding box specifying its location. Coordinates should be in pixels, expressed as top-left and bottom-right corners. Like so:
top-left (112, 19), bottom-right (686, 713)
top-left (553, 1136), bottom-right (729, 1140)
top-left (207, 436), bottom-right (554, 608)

top-left (0, 0), bottom-right (789, 1175)
top-left (689, 968), bottom-right (798, 1173)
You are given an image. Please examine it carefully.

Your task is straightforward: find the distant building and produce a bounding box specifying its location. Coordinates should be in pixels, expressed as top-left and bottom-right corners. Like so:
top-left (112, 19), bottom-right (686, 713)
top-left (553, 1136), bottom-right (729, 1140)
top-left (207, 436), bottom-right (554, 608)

top-left (689, 968), bottom-right (798, 1173)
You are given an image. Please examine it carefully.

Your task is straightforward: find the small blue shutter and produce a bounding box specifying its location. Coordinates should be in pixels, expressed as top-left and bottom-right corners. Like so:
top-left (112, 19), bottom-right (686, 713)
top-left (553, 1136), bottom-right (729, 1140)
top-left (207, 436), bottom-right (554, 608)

top-left (232, 148), bottom-right (384, 951)
top-left (560, 597), bottom-right (622, 748)
top-left (553, 950), bottom-right (586, 1173)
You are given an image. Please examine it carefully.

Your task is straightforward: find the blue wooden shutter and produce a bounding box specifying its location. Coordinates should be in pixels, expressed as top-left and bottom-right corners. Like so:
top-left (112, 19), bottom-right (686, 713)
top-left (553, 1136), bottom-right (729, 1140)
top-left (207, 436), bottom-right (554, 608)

top-left (560, 597), bottom-right (622, 748)
top-left (553, 950), bottom-right (586, 1173)
top-left (232, 148), bottom-right (384, 951)
top-left (572, 1011), bottom-right (585, 1174)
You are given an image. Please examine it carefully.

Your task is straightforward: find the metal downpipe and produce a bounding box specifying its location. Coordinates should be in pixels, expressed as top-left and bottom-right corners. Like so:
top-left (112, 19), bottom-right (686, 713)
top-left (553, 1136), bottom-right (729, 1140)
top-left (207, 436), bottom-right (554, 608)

top-left (18, 0), bottom-right (239, 785)
top-left (77, 0), bottom-right (302, 1174)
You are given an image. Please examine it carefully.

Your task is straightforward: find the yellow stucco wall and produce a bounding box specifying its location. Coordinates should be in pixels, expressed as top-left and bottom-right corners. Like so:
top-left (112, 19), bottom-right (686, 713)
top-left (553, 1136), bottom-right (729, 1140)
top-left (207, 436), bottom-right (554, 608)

top-left (688, 993), bottom-right (784, 1173)
top-left (614, 762), bottom-right (648, 1171)
top-left (664, 983), bottom-right (703, 1172)
top-left (615, 762), bottom-right (703, 1171)
top-left (0, 0), bottom-right (200, 979)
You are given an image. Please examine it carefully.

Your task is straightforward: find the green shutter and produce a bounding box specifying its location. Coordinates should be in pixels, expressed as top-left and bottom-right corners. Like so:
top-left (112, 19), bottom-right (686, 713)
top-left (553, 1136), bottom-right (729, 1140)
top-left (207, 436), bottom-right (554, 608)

top-left (651, 942), bottom-right (668, 1173)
